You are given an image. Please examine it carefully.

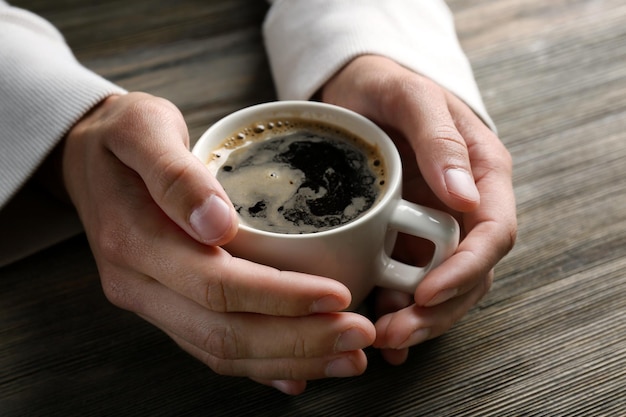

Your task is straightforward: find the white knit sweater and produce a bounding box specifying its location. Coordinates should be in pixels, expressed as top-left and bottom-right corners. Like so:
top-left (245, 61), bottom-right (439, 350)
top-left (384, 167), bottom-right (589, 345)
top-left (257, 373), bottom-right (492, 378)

top-left (0, 0), bottom-right (491, 265)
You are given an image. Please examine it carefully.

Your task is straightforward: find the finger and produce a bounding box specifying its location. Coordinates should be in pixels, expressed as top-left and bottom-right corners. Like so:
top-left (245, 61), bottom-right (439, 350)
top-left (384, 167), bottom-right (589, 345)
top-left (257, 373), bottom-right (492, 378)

top-left (374, 288), bottom-right (412, 365)
top-left (101, 93), bottom-right (238, 246)
top-left (374, 272), bottom-right (492, 350)
top-left (249, 378), bottom-right (308, 396)
top-left (169, 329), bottom-right (369, 381)
top-left (414, 117), bottom-right (516, 307)
top-left (103, 238), bottom-right (352, 317)
top-left (93, 164), bottom-right (353, 316)
top-left (380, 348), bottom-right (410, 366)
top-left (127, 277), bottom-right (374, 360)
top-left (414, 205), bottom-right (509, 308)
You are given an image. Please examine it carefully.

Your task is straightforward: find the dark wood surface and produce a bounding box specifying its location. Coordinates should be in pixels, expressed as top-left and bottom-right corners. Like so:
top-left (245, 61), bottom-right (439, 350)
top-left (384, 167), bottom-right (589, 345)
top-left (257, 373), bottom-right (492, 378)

top-left (2, 0), bottom-right (625, 415)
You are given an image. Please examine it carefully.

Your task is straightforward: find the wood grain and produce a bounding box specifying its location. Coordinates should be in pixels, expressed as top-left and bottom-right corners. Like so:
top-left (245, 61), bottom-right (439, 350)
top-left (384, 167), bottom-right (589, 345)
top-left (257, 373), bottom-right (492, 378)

top-left (1, 0), bottom-right (625, 415)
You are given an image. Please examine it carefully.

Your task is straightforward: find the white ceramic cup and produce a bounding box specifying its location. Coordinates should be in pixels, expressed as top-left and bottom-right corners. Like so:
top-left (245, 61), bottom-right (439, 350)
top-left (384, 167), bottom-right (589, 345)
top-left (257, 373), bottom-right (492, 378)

top-left (192, 101), bottom-right (459, 309)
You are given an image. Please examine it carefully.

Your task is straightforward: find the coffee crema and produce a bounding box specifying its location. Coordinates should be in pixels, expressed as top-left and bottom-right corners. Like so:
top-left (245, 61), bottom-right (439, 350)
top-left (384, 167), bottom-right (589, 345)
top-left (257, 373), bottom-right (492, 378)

top-left (207, 118), bottom-right (386, 234)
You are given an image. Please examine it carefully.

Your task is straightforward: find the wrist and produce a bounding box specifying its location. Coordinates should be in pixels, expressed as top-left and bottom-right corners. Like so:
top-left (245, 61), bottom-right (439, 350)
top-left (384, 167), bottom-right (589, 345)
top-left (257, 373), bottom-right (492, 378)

top-left (34, 94), bottom-right (123, 204)
top-left (34, 136), bottom-right (70, 204)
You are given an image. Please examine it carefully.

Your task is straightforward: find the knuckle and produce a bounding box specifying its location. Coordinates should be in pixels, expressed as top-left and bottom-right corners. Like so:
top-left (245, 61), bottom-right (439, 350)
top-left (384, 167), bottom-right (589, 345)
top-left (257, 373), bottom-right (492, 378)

top-left (150, 154), bottom-right (196, 203)
top-left (203, 325), bottom-right (240, 360)
top-left (272, 360), bottom-right (301, 381)
top-left (484, 270), bottom-right (495, 293)
top-left (433, 123), bottom-right (464, 142)
top-left (482, 220), bottom-right (517, 262)
top-left (291, 333), bottom-right (308, 359)
top-left (99, 267), bottom-right (135, 311)
top-left (481, 134), bottom-right (513, 174)
top-left (432, 128), bottom-right (468, 159)
top-left (99, 268), bottom-right (122, 303)
top-left (385, 73), bottom-right (430, 112)
top-left (204, 256), bottom-right (240, 313)
top-left (94, 224), bottom-right (136, 267)
top-left (106, 96), bottom-right (185, 151)
top-left (204, 275), bottom-right (230, 313)
top-left (500, 146), bottom-right (514, 170)
top-left (495, 217), bottom-right (518, 256)
top-left (493, 144), bottom-right (514, 175)
top-left (397, 71), bottom-right (433, 95)
top-left (506, 222), bottom-right (518, 254)
top-left (92, 227), bottom-right (151, 313)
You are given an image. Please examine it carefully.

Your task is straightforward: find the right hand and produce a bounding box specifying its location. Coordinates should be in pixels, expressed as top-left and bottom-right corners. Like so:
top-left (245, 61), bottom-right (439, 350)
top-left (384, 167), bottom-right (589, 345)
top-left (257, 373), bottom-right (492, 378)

top-left (58, 92), bottom-right (376, 395)
top-left (319, 55), bottom-right (516, 364)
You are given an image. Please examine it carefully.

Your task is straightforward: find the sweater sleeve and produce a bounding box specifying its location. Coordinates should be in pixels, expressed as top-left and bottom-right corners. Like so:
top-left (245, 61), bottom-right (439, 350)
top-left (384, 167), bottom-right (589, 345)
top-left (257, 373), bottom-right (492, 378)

top-left (0, 2), bottom-right (126, 208)
top-left (0, 1), bottom-right (126, 266)
top-left (263, 0), bottom-right (494, 131)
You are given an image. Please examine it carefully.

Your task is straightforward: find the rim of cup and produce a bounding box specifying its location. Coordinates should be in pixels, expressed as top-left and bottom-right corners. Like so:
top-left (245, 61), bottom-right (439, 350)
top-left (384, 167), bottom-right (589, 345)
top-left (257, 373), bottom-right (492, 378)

top-left (193, 101), bottom-right (402, 238)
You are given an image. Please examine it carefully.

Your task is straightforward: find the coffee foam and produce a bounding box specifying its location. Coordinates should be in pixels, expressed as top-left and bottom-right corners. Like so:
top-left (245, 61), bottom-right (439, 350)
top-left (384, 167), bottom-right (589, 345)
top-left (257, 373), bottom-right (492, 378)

top-left (207, 118), bottom-right (386, 234)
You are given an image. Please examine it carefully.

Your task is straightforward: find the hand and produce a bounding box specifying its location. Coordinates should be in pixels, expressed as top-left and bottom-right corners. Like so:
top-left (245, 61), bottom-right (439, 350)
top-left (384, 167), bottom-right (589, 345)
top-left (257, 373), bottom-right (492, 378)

top-left (58, 92), bottom-right (375, 395)
top-left (319, 55), bottom-right (517, 364)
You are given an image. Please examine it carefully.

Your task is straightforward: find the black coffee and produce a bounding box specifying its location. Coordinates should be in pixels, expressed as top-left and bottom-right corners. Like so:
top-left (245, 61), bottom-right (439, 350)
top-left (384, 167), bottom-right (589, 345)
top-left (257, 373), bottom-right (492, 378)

top-left (208, 118), bottom-right (386, 233)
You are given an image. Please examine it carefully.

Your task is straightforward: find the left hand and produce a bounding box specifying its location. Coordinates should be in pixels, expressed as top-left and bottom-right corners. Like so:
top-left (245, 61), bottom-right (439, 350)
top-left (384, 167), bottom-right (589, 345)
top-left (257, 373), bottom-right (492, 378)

top-left (58, 93), bottom-right (374, 395)
top-left (319, 55), bottom-right (517, 364)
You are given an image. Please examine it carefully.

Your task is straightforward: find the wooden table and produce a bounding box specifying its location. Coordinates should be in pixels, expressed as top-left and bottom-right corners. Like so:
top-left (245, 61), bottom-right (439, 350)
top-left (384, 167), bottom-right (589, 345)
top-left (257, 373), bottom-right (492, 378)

top-left (2, 0), bottom-right (625, 415)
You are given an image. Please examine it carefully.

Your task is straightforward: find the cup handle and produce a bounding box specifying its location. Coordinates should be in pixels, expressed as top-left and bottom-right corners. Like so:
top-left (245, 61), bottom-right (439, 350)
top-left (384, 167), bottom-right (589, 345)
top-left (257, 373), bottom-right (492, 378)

top-left (377, 199), bottom-right (460, 294)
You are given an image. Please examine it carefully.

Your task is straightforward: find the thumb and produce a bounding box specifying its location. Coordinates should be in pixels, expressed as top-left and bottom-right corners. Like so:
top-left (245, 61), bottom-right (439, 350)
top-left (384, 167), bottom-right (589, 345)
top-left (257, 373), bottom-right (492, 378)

top-left (319, 56), bottom-right (479, 212)
top-left (104, 93), bottom-right (238, 245)
top-left (391, 83), bottom-right (480, 212)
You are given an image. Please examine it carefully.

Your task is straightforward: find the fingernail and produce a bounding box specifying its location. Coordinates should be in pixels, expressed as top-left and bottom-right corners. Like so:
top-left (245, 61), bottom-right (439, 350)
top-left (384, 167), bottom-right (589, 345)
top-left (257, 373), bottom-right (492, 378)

top-left (311, 295), bottom-right (346, 313)
top-left (336, 328), bottom-right (371, 352)
top-left (270, 380), bottom-right (298, 395)
top-left (444, 168), bottom-right (480, 203)
top-left (189, 194), bottom-right (232, 244)
top-left (425, 288), bottom-right (458, 307)
top-left (397, 328), bottom-right (430, 349)
top-left (326, 357), bottom-right (358, 377)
